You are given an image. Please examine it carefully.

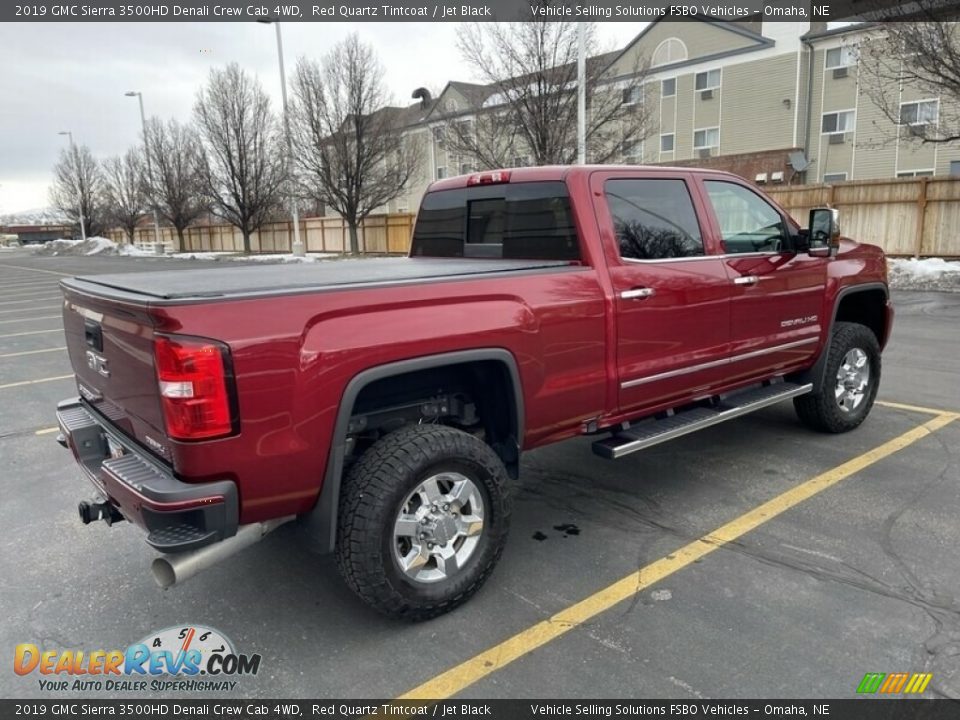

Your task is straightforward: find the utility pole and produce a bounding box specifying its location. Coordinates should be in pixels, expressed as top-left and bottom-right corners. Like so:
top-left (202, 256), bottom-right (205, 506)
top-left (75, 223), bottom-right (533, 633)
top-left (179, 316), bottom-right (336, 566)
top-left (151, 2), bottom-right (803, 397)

top-left (125, 91), bottom-right (164, 252)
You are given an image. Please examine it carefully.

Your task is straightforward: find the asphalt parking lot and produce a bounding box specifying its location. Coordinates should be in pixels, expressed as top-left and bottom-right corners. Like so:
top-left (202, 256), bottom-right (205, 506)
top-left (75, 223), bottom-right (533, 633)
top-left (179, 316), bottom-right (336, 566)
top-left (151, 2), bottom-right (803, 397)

top-left (1, 247), bottom-right (958, 700)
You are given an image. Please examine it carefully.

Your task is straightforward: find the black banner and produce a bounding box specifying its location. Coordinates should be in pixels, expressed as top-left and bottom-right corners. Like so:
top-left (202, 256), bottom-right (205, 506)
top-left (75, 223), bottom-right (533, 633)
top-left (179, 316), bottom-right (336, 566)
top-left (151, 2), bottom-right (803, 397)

top-left (1, 0), bottom-right (934, 23)
top-left (4, 700), bottom-right (960, 720)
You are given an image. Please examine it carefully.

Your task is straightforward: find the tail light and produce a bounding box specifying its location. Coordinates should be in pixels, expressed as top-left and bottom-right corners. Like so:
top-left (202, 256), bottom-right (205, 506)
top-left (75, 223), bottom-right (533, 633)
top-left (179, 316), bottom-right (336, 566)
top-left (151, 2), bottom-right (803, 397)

top-left (467, 170), bottom-right (511, 186)
top-left (154, 335), bottom-right (237, 441)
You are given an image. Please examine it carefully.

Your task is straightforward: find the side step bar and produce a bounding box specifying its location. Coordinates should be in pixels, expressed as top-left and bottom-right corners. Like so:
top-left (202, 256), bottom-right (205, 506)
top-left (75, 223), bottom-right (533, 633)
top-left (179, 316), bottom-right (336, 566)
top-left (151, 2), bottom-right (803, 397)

top-left (592, 381), bottom-right (813, 460)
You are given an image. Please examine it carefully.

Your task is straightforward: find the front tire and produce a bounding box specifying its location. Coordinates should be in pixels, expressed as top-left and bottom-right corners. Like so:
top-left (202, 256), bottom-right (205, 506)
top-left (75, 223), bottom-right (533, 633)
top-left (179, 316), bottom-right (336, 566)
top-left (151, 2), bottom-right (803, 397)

top-left (793, 321), bottom-right (881, 433)
top-left (335, 424), bottom-right (512, 621)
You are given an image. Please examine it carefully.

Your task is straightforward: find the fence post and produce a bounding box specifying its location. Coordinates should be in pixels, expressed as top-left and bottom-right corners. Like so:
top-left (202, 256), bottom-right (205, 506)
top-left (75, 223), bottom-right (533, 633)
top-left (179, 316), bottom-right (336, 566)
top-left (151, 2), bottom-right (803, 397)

top-left (913, 177), bottom-right (928, 259)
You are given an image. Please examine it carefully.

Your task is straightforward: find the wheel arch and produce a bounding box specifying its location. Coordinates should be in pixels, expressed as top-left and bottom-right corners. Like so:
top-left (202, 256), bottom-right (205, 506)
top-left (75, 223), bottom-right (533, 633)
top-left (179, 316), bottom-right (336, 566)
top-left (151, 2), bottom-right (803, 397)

top-left (299, 348), bottom-right (524, 554)
top-left (792, 282), bottom-right (890, 393)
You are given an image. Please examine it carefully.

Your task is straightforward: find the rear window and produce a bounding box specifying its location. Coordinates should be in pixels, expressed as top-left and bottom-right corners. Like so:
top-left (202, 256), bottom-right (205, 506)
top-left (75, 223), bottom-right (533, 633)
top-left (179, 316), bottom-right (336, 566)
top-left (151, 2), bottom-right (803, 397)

top-left (411, 181), bottom-right (580, 260)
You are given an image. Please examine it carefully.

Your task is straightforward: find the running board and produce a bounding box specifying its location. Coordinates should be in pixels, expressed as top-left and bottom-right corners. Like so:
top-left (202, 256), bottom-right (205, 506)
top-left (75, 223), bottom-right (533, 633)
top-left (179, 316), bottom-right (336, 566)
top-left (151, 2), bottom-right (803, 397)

top-left (592, 382), bottom-right (813, 460)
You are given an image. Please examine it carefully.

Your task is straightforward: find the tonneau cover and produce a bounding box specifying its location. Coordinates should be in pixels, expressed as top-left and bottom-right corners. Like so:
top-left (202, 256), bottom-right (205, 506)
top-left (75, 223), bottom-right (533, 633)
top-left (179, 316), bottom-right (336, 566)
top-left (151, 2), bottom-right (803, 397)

top-left (65, 257), bottom-right (573, 301)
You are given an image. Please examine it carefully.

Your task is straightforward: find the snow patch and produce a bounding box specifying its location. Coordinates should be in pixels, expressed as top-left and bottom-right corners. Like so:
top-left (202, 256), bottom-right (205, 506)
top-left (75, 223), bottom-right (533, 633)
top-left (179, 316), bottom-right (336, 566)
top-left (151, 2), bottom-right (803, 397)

top-left (888, 257), bottom-right (960, 292)
top-left (33, 237), bottom-right (155, 257)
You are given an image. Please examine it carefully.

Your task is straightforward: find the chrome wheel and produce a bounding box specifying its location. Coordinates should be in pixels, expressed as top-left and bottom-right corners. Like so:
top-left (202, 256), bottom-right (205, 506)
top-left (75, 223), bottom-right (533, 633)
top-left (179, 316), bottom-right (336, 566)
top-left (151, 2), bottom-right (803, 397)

top-left (392, 472), bottom-right (485, 584)
top-left (835, 348), bottom-right (870, 413)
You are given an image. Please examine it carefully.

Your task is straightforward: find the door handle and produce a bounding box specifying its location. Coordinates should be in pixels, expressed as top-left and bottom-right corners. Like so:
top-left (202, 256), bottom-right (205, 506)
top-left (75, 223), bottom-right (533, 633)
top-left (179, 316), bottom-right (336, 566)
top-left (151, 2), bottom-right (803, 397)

top-left (733, 275), bottom-right (759, 285)
top-left (621, 287), bottom-right (656, 300)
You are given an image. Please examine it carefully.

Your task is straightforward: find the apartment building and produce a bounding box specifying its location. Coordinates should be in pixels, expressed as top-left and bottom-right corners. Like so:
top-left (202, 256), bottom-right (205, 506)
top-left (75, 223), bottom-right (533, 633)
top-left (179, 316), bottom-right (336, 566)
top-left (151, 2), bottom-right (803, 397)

top-left (384, 18), bottom-right (960, 213)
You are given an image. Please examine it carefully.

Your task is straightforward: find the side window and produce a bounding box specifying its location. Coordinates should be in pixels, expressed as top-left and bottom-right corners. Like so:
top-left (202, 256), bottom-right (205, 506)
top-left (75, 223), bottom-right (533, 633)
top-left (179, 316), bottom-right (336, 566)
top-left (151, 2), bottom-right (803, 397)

top-left (703, 181), bottom-right (786, 254)
top-left (604, 179), bottom-right (704, 260)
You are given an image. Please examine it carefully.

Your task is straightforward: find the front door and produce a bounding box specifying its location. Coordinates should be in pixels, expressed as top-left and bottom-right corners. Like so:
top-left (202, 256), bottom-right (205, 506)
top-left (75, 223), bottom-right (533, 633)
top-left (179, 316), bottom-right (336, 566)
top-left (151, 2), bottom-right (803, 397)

top-left (593, 173), bottom-right (732, 414)
top-left (699, 178), bottom-right (827, 383)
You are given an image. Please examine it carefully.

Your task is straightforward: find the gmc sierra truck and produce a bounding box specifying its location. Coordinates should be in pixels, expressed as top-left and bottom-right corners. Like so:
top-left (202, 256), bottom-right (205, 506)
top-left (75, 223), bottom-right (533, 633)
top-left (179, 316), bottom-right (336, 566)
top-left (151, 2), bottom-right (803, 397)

top-left (56, 166), bottom-right (893, 620)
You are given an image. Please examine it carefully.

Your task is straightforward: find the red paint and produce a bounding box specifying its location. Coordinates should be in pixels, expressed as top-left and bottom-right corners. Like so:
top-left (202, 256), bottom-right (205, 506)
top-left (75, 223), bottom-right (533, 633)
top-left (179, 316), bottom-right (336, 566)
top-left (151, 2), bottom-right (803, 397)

top-left (60, 166), bottom-right (892, 526)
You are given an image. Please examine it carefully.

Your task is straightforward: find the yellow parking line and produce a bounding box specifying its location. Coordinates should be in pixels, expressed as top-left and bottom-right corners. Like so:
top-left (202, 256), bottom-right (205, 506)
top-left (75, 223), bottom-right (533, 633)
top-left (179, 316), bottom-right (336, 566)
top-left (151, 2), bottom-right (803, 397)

top-left (876, 400), bottom-right (960, 418)
top-left (398, 412), bottom-right (958, 700)
top-left (0, 347), bottom-right (67, 359)
top-left (0, 329), bottom-right (61, 339)
top-left (0, 315), bottom-right (60, 325)
top-left (0, 374), bottom-right (73, 390)
top-left (34, 427), bottom-right (59, 435)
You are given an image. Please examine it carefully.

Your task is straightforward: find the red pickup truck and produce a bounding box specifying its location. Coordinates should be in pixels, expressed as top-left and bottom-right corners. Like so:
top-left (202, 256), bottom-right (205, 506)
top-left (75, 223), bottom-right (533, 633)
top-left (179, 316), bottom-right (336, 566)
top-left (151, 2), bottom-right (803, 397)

top-left (56, 166), bottom-right (893, 620)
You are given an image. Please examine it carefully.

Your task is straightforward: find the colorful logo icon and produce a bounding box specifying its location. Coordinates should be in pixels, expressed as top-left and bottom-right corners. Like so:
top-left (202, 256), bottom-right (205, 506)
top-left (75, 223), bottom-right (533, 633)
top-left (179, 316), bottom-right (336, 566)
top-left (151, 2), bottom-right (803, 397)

top-left (857, 672), bottom-right (933, 694)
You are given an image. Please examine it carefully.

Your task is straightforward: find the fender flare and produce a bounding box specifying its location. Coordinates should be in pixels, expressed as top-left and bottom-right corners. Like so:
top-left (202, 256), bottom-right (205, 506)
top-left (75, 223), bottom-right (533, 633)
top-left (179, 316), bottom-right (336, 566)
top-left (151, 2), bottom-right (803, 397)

top-left (298, 348), bottom-right (524, 554)
top-left (795, 282), bottom-right (889, 392)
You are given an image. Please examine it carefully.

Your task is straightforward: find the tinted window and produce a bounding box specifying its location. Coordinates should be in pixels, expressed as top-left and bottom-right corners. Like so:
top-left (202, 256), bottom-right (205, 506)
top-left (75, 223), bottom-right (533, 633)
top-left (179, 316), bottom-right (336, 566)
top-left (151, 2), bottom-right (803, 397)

top-left (411, 181), bottom-right (580, 260)
top-left (605, 179), bottom-right (704, 260)
top-left (703, 180), bottom-right (786, 254)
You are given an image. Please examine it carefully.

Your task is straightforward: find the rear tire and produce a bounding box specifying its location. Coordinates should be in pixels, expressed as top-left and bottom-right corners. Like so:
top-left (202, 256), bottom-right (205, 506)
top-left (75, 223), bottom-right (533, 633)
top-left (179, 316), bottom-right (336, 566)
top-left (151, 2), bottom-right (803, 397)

top-left (335, 424), bottom-right (512, 621)
top-left (793, 321), bottom-right (880, 433)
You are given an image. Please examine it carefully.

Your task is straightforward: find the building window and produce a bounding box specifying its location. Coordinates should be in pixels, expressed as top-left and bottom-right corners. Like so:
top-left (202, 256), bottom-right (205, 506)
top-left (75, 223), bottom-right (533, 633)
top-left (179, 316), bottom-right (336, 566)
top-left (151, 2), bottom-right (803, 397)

top-left (460, 163), bottom-right (475, 175)
top-left (661, 78), bottom-right (676, 97)
top-left (432, 126), bottom-right (445, 143)
top-left (896, 170), bottom-right (935, 178)
top-left (511, 156), bottom-right (529, 168)
top-left (822, 172), bottom-right (847, 183)
top-left (825, 46), bottom-right (857, 69)
top-left (950, 160), bottom-right (960, 177)
top-left (693, 127), bottom-right (719, 149)
top-left (660, 134), bottom-right (675, 152)
top-left (821, 110), bottom-right (855, 134)
top-left (436, 166), bottom-right (447, 180)
top-left (652, 38), bottom-right (688, 67)
top-left (622, 86), bottom-right (642, 106)
top-left (623, 142), bottom-right (642, 164)
top-left (695, 69), bottom-right (721, 91)
top-left (899, 99), bottom-right (939, 126)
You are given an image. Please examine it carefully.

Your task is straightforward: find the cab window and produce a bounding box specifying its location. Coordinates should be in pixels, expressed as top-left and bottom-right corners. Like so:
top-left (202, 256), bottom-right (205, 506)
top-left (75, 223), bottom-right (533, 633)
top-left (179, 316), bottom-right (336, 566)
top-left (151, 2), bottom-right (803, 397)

top-left (604, 179), bottom-right (704, 260)
top-left (703, 180), bottom-right (786, 254)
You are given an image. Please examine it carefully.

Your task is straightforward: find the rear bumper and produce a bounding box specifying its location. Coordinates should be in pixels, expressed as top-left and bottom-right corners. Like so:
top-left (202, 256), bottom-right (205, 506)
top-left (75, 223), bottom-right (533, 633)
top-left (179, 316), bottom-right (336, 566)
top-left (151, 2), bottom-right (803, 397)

top-left (56, 398), bottom-right (238, 553)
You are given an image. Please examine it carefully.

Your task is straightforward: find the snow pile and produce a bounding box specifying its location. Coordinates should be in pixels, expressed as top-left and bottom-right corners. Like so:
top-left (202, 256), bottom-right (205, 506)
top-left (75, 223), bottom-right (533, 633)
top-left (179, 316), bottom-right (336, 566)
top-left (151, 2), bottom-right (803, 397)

top-left (240, 253), bottom-right (339, 263)
top-left (888, 257), bottom-right (960, 292)
top-left (33, 237), bottom-right (155, 257)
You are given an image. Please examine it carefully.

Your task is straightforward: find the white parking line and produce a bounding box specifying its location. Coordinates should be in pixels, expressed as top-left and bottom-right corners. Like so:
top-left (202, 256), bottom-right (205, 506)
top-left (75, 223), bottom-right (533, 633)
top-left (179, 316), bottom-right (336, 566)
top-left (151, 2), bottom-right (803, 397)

top-left (0, 297), bottom-right (61, 306)
top-left (0, 347), bottom-right (66, 359)
top-left (0, 264), bottom-right (71, 277)
top-left (0, 329), bottom-right (62, 339)
top-left (0, 315), bottom-right (60, 325)
top-left (0, 374), bottom-right (74, 390)
top-left (0, 306), bottom-right (60, 315)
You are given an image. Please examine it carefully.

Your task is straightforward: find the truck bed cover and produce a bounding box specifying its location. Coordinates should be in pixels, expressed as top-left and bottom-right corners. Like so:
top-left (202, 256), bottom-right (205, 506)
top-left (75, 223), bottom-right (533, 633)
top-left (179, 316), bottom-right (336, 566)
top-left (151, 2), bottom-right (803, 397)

top-left (61, 257), bottom-right (575, 303)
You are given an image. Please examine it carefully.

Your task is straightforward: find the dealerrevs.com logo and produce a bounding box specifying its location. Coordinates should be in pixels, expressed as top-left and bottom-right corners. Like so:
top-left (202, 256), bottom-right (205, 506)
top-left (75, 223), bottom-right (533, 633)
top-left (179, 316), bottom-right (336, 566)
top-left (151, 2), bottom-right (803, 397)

top-left (14, 625), bottom-right (261, 693)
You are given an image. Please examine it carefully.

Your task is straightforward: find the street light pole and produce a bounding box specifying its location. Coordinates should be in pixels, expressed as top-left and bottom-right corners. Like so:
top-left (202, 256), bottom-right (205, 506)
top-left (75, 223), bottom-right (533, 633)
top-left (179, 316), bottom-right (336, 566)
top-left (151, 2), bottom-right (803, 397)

top-left (260, 19), bottom-right (304, 257)
top-left (125, 91), bottom-right (164, 253)
top-left (577, 22), bottom-right (586, 165)
top-left (58, 131), bottom-right (87, 241)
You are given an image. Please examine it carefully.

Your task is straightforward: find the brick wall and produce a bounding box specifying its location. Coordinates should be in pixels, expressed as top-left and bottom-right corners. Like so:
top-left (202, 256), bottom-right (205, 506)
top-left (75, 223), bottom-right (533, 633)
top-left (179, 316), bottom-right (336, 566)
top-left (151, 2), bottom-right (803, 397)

top-left (660, 147), bottom-right (805, 186)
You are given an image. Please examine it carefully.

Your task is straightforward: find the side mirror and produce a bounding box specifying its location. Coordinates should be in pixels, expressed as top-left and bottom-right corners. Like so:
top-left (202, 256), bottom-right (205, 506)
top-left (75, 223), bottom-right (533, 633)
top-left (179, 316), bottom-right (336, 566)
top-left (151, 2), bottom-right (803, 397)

top-left (807, 207), bottom-right (841, 258)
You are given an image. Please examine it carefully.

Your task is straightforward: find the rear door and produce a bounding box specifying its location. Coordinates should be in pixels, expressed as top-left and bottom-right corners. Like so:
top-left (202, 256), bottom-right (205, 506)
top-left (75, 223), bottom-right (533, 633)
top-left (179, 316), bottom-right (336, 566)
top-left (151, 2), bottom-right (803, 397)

top-left (590, 171), bottom-right (732, 413)
top-left (697, 178), bottom-right (827, 382)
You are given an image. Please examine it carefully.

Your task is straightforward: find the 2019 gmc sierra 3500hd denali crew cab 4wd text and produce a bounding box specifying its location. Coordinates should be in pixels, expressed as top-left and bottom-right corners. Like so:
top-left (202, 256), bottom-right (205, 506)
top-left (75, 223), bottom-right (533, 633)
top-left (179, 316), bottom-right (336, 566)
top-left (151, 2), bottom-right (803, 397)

top-left (56, 166), bottom-right (893, 620)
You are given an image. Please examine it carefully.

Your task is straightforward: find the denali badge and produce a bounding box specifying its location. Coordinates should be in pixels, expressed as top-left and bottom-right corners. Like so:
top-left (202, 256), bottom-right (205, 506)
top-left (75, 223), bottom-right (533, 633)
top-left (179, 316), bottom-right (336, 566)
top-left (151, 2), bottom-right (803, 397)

top-left (781, 315), bottom-right (818, 328)
top-left (85, 350), bottom-right (110, 378)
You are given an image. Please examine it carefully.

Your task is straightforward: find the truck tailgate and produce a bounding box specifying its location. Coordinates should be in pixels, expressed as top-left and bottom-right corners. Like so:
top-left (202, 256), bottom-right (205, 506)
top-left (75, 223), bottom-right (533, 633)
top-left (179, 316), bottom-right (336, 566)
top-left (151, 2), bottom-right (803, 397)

top-left (60, 280), bottom-right (170, 462)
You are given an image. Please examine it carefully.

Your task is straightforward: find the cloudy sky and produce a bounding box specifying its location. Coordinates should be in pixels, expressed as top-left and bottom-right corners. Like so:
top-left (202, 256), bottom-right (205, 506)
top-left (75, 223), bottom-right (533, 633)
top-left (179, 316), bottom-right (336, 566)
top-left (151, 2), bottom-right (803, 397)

top-left (0, 21), bottom-right (648, 215)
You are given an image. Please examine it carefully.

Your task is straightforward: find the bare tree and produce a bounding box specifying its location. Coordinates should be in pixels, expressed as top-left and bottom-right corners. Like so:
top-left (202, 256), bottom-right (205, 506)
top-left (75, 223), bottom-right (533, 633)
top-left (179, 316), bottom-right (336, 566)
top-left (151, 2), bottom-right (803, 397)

top-left (290, 34), bottom-right (421, 254)
top-left (858, 3), bottom-right (960, 144)
top-left (194, 63), bottom-right (286, 253)
top-left (144, 117), bottom-right (206, 251)
top-left (444, 21), bottom-right (653, 167)
top-left (102, 148), bottom-right (147, 244)
top-left (49, 143), bottom-right (107, 238)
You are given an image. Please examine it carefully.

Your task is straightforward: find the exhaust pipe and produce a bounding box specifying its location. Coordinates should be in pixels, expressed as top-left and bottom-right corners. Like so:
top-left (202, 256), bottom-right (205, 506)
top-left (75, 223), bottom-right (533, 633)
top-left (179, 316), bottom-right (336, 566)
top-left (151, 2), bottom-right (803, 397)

top-left (151, 516), bottom-right (294, 589)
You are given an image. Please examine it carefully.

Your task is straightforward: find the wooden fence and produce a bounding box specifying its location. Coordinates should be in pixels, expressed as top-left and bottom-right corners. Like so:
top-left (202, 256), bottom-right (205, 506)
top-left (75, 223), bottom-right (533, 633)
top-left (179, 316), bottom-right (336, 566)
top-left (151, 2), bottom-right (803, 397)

top-left (107, 177), bottom-right (960, 259)
top-left (766, 176), bottom-right (960, 258)
top-left (106, 213), bottom-right (416, 255)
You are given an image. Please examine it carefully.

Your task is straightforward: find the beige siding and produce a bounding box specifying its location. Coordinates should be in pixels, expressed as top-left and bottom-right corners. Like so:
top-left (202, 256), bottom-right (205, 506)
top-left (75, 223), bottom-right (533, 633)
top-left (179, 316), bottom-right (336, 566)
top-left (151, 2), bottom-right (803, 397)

top-left (674, 73), bottom-right (696, 159)
top-left (606, 21), bottom-right (759, 78)
top-left (852, 93), bottom-right (898, 180)
top-left (720, 55), bottom-right (798, 154)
